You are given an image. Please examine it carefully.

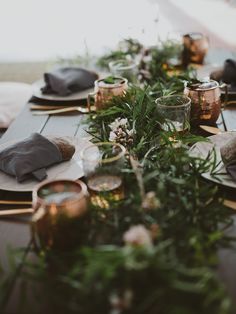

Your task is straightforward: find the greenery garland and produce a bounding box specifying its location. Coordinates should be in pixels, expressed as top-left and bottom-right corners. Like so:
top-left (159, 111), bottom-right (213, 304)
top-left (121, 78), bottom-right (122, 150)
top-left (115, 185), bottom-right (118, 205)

top-left (0, 39), bottom-right (235, 314)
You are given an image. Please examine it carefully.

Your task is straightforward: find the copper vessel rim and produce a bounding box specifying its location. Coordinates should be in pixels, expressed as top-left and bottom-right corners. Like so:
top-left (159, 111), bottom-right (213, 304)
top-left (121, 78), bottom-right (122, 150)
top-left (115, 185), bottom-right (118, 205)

top-left (95, 77), bottom-right (128, 89)
top-left (33, 179), bottom-right (88, 207)
top-left (183, 32), bottom-right (204, 39)
top-left (186, 80), bottom-right (219, 92)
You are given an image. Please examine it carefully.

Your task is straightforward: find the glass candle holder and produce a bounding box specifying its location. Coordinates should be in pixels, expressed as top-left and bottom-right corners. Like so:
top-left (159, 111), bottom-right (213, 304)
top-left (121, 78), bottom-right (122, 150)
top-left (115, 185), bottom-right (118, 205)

top-left (32, 179), bottom-right (88, 251)
top-left (156, 95), bottom-right (191, 135)
top-left (109, 59), bottom-right (139, 84)
top-left (87, 76), bottom-right (128, 111)
top-left (81, 142), bottom-right (126, 209)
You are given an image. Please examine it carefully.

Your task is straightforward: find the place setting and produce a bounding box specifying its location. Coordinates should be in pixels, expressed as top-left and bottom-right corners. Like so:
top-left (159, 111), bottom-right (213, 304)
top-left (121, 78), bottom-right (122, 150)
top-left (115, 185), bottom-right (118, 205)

top-left (29, 67), bottom-right (100, 115)
top-left (0, 63), bottom-right (134, 219)
top-left (0, 133), bottom-right (92, 219)
top-left (0, 72), bottom-right (130, 218)
top-left (29, 65), bottom-right (134, 117)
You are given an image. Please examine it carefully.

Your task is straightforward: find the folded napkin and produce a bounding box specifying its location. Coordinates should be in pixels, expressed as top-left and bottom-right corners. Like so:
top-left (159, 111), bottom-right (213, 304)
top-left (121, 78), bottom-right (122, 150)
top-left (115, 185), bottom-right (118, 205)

top-left (0, 133), bottom-right (74, 183)
top-left (210, 59), bottom-right (236, 87)
top-left (222, 59), bottom-right (236, 86)
top-left (41, 67), bottom-right (98, 96)
top-left (221, 136), bottom-right (236, 180)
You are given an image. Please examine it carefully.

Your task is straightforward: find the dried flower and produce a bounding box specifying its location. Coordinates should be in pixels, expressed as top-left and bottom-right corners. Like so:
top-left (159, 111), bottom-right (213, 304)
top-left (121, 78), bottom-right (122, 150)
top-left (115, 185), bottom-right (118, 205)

top-left (142, 191), bottom-right (160, 211)
top-left (109, 118), bottom-right (128, 131)
top-left (109, 289), bottom-right (133, 313)
top-left (108, 117), bottom-right (135, 147)
top-left (123, 225), bottom-right (152, 247)
top-left (109, 131), bottom-right (117, 142)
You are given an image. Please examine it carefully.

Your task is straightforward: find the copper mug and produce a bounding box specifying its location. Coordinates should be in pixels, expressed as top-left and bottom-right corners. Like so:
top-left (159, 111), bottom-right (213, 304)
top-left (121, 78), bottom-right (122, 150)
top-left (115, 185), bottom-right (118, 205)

top-left (182, 32), bottom-right (209, 66)
top-left (32, 179), bottom-right (89, 251)
top-left (184, 80), bottom-right (226, 126)
top-left (87, 77), bottom-right (128, 111)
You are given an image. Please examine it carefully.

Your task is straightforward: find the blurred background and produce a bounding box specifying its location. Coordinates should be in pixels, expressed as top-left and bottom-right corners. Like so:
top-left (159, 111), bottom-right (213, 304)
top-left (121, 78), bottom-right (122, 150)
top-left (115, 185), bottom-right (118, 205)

top-left (0, 0), bottom-right (236, 82)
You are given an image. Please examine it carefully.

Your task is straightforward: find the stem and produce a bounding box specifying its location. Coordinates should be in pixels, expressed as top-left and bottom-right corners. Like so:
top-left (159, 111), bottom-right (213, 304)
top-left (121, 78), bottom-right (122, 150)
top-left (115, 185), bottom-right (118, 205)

top-left (129, 154), bottom-right (146, 201)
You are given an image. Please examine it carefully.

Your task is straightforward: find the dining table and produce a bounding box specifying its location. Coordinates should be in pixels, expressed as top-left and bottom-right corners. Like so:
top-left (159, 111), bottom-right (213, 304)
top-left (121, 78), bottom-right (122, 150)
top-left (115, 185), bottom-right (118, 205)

top-left (1, 52), bottom-right (236, 313)
top-left (0, 97), bottom-right (90, 312)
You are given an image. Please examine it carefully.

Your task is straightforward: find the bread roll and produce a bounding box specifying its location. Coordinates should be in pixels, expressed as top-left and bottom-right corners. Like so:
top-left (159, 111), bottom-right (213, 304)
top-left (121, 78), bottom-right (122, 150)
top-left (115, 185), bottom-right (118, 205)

top-left (221, 137), bottom-right (236, 166)
top-left (48, 137), bottom-right (75, 161)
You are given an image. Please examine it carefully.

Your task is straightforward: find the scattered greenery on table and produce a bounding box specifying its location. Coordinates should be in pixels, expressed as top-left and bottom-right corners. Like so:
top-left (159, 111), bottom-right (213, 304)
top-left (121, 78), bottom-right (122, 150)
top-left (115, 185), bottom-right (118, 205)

top-left (0, 38), bottom-right (235, 314)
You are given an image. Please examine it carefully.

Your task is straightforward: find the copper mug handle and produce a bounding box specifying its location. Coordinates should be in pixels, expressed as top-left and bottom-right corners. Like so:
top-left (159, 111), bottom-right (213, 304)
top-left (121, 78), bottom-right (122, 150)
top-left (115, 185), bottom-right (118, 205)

top-left (87, 91), bottom-right (97, 112)
top-left (220, 83), bottom-right (228, 109)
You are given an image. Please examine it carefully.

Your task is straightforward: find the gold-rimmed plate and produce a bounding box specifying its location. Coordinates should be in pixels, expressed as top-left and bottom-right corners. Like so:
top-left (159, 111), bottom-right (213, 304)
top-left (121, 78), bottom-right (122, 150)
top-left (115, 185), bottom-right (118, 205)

top-left (190, 132), bottom-right (236, 188)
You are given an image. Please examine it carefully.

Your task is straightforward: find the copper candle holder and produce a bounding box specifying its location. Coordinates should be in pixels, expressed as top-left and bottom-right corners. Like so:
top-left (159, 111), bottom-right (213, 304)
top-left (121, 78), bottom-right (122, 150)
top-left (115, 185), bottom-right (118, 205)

top-left (32, 179), bottom-right (89, 251)
top-left (184, 80), bottom-right (223, 126)
top-left (182, 32), bottom-right (209, 66)
top-left (87, 77), bottom-right (128, 111)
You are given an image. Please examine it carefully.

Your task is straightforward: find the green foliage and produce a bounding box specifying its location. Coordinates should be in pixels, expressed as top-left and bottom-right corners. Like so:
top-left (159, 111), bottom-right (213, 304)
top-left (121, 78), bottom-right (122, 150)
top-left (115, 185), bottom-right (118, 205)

top-left (8, 243), bottom-right (231, 314)
top-left (97, 38), bottom-right (143, 69)
top-left (0, 38), bottom-right (235, 314)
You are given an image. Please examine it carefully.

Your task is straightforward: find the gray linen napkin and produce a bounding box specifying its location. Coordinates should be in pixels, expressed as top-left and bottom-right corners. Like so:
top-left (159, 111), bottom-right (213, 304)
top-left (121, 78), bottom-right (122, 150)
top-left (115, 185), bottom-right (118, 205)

top-left (210, 59), bottom-right (236, 89)
top-left (222, 59), bottom-right (236, 87)
top-left (0, 133), bottom-right (62, 182)
top-left (41, 67), bottom-right (98, 96)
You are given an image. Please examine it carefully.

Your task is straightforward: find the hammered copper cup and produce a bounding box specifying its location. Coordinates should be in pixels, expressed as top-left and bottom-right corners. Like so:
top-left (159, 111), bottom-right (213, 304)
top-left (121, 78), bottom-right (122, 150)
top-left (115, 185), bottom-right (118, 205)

top-left (31, 179), bottom-right (89, 251)
top-left (182, 32), bottom-right (209, 66)
top-left (184, 80), bottom-right (224, 126)
top-left (87, 77), bottom-right (128, 111)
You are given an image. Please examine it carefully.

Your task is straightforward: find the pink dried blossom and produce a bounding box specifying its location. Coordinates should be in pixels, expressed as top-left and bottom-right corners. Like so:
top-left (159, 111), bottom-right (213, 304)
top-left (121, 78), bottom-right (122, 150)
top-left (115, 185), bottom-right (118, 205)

top-left (123, 225), bottom-right (152, 247)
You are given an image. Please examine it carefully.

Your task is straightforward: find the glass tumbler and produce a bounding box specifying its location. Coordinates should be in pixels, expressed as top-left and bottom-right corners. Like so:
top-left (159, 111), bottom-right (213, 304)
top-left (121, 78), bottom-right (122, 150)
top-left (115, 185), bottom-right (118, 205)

top-left (109, 59), bottom-right (139, 84)
top-left (155, 95), bottom-right (191, 135)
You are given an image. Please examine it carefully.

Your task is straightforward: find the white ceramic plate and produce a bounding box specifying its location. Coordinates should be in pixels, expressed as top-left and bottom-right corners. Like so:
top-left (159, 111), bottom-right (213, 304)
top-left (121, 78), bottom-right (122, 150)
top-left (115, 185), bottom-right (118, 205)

top-left (32, 79), bottom-right (94, 101)
top-left (0, 136), bottom-right (91, 192)
top-left (190, 132), bottom-right (236, 188)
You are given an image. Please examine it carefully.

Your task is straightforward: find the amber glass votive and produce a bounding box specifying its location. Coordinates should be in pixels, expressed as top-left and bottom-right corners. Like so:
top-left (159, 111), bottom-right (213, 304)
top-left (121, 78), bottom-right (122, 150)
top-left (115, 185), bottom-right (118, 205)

top-left (82, 142), bottom-right (126, 210)
top-left (182, 32), bottom-right (209, 66)
top-left (32, 179), bottom-right (89, 251)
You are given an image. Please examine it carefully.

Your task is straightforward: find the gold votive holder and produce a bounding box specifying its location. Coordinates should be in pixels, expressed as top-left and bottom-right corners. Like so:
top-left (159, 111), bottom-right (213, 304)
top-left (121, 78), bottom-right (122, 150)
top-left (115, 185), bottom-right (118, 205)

top-left (32, 179), bottom-right (89, 251)
top-left (81, 142), bottom-right (126, 211)
top-left (87, 76), bottom-right (128, 111)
